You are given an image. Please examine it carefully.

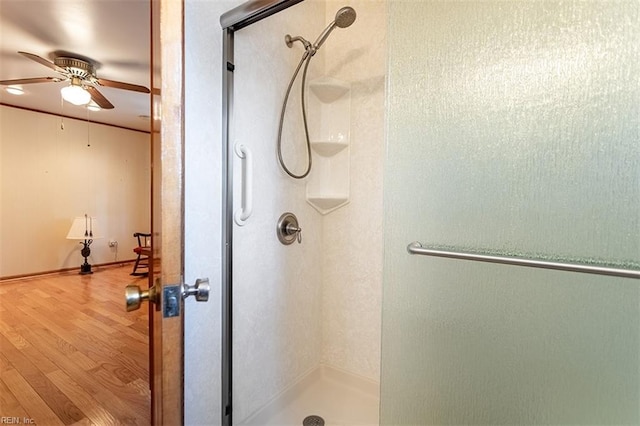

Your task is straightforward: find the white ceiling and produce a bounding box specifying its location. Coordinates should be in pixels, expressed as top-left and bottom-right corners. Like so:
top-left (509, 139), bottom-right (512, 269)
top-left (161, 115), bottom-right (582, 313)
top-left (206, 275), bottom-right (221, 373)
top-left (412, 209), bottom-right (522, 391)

top-left (0, 0), bottom-right (151, 132)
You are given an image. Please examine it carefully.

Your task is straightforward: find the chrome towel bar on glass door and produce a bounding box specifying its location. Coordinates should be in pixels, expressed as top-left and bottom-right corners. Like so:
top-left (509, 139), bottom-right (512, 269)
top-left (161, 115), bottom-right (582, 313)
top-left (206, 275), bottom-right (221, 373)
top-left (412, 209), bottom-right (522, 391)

top-left (407, 242), bottom-right (640, 279)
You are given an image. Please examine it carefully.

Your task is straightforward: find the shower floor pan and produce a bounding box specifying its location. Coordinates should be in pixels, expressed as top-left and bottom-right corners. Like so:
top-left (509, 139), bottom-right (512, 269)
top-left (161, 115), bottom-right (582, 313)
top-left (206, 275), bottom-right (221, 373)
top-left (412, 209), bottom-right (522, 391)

top-left (240, 365), bottom-right (379, 426)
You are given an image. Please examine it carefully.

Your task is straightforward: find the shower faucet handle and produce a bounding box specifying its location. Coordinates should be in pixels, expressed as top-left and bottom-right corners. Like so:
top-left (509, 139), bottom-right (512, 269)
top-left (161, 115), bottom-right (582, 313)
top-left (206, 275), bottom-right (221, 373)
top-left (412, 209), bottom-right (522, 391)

top-left (286, 223), bottom-right (302, 243)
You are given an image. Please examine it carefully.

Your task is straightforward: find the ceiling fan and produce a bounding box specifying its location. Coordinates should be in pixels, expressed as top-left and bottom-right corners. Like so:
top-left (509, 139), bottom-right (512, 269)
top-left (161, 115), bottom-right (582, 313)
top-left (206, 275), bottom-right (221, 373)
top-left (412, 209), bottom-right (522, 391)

top-left (0, 51), bottom-right (150, 109)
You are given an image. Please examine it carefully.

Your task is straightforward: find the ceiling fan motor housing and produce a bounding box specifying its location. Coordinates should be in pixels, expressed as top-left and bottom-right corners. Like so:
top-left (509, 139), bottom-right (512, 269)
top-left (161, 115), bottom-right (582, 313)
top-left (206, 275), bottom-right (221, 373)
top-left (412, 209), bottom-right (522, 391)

top-left (54, 57), bottom-right (95, 79)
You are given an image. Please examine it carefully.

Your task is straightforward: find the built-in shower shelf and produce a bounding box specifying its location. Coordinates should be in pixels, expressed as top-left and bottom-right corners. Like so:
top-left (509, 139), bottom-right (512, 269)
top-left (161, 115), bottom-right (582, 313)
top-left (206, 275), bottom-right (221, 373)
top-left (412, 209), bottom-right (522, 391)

top-left (306, 196), bottom-right (349, 214)
top-left (309, 77), bottom-right (350, 103)
top-left (306, 76), bottom-right (351, 215)
top-left (311, 140), bottom-right (348, 157)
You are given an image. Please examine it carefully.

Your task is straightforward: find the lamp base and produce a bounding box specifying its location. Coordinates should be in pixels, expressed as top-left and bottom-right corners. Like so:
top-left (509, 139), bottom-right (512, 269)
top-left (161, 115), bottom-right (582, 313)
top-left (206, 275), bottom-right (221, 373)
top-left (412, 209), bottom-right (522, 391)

top-left (79, 262), bottom-right (93, 275)
top-left (79, 240), bottom-right (93, 274)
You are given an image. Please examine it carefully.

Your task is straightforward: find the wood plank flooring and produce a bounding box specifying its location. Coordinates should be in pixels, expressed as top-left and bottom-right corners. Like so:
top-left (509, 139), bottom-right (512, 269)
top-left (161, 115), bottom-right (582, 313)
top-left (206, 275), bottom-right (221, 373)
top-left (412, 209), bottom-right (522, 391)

top-left (0, 265), bottom-right (150, 425)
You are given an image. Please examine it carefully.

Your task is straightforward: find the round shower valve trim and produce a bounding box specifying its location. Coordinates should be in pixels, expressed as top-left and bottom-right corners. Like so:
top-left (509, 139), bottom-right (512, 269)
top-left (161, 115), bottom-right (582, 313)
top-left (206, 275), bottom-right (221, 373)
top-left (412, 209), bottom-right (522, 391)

top-left (277, 212), bottom-right (302, 245)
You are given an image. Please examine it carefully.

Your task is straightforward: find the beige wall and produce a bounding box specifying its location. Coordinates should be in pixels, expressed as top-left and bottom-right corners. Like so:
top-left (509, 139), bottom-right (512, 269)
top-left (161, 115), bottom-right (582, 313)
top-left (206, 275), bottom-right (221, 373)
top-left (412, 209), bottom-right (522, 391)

top-left (0, 105), bottom-right (151, 278)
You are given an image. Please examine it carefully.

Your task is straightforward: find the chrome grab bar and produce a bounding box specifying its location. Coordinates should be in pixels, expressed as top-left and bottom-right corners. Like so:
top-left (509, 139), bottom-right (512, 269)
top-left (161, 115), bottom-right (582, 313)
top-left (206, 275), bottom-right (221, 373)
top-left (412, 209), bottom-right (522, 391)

top-left (407, 242), bottom-right (640, 279)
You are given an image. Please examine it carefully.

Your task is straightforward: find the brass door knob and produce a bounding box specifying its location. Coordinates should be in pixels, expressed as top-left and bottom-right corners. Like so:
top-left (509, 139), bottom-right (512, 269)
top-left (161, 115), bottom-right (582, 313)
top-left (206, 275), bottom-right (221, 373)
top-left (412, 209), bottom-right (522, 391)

top-left (125, 284), bottom-right (158, 312)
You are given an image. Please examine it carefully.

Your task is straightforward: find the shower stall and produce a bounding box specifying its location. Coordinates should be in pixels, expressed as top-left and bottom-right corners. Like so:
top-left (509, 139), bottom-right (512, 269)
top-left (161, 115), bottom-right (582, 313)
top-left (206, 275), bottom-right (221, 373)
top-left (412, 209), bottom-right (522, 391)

top-left (213, 0), bottom-right (639, 424)
top-left (221, 1), bottom-right (384, 424)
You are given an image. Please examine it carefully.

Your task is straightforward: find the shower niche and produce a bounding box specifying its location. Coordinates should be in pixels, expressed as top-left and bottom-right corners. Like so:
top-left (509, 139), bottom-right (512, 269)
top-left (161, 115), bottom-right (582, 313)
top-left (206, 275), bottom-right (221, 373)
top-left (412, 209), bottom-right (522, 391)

top-left (306, 76), bottom-right (351, 214)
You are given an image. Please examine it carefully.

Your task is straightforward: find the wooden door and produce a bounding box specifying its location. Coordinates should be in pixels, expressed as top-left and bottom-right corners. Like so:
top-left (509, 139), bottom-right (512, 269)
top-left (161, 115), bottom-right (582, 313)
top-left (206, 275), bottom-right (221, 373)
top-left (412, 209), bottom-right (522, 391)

top-left (149, 0), bottom-right (184, 423)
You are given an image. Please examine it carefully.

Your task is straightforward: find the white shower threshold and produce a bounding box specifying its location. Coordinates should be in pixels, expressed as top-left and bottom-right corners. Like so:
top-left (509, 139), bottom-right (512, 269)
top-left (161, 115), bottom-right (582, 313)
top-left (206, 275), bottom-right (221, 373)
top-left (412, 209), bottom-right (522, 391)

top-left (240, 364), bottom-right (380, 426)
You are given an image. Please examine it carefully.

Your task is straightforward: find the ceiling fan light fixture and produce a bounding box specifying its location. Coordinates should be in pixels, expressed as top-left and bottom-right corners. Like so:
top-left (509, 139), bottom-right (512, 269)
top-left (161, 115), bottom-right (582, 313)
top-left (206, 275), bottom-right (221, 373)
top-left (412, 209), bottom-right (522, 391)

top-left (61, 84), bottom-right (91, 105)
top-left (87, 102), bottom-right (101, 112)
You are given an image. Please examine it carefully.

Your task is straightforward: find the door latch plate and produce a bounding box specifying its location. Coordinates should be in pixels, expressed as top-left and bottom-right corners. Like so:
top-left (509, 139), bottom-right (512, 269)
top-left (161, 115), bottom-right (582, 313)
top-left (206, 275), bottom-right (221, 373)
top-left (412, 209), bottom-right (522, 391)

top-left (163, 285), bottom-right (181, 318)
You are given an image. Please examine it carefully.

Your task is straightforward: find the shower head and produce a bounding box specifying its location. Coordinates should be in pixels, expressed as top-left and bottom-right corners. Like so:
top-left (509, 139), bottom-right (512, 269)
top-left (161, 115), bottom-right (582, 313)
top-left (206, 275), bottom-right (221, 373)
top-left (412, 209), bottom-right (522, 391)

top-left (334, 6), bottom-right (357, 28)
top-left (312, 6), bottom-right (357, 50)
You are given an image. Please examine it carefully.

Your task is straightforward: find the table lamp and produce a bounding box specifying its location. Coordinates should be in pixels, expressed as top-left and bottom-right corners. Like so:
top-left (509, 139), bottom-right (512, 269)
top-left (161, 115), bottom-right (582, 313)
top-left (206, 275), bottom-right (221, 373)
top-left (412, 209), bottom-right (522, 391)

top-left (67, 214), bottom-right (100, 274)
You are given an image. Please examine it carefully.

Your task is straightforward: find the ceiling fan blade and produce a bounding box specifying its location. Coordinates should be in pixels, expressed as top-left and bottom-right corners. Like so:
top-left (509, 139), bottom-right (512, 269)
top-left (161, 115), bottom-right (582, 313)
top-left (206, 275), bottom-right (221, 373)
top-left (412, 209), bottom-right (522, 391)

top-left (18, 51), bottom-right (66, 73)
top-left (0, 77), bottom-right (61, 85)
top-left (86, 86), bottom-right (114, 109)
top-left (96, 78), bottom-right (150, 93)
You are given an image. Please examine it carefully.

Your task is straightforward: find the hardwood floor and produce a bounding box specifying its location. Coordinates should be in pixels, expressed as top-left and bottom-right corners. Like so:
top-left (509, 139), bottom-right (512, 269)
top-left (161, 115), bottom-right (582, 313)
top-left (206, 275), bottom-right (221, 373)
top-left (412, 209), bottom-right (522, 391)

top-left (0, 265), bottom-right (150, 425)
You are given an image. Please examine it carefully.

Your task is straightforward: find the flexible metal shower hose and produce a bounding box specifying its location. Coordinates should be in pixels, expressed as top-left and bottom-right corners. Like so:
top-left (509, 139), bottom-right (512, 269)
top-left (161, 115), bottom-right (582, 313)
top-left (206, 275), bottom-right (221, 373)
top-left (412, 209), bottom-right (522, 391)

top-left (277, 51), bottom-right (314, 179)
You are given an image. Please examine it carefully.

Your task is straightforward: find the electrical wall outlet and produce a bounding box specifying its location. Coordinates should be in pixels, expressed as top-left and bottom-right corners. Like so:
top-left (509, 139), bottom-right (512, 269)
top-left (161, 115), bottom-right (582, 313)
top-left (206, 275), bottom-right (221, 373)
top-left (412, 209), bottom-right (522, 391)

top-left (108, 240), bottom-right (118, 247)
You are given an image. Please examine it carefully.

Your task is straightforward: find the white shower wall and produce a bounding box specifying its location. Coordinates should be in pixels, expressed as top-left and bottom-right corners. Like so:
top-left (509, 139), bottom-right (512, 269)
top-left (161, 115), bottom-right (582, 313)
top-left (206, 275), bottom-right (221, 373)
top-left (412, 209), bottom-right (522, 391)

top-left (232, 0), bottom-right (387, 420)
top-left (320, 0), bottom-right (386, 381)
top-left (233, 1), bottom-right (327, 421)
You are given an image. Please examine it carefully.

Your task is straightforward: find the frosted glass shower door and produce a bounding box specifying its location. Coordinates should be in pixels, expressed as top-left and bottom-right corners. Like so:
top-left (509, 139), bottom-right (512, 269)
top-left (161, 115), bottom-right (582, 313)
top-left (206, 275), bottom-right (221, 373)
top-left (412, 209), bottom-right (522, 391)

top-left (381, 1), bottom-right (640, 424)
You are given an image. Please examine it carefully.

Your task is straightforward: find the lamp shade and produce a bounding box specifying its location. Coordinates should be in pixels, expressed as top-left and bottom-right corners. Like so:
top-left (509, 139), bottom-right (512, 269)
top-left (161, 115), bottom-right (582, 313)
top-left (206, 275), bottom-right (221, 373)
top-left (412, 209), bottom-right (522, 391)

top-left (67, 216), bottom-right (101, 240)
top-left (61, 85), bottom-right (91, 105)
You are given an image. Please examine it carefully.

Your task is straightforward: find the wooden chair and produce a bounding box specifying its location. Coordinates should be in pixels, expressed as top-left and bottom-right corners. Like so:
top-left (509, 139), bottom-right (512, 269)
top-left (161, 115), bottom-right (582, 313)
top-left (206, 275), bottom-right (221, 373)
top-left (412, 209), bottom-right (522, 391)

top-left (131, 232), bottom-right (152, 276)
